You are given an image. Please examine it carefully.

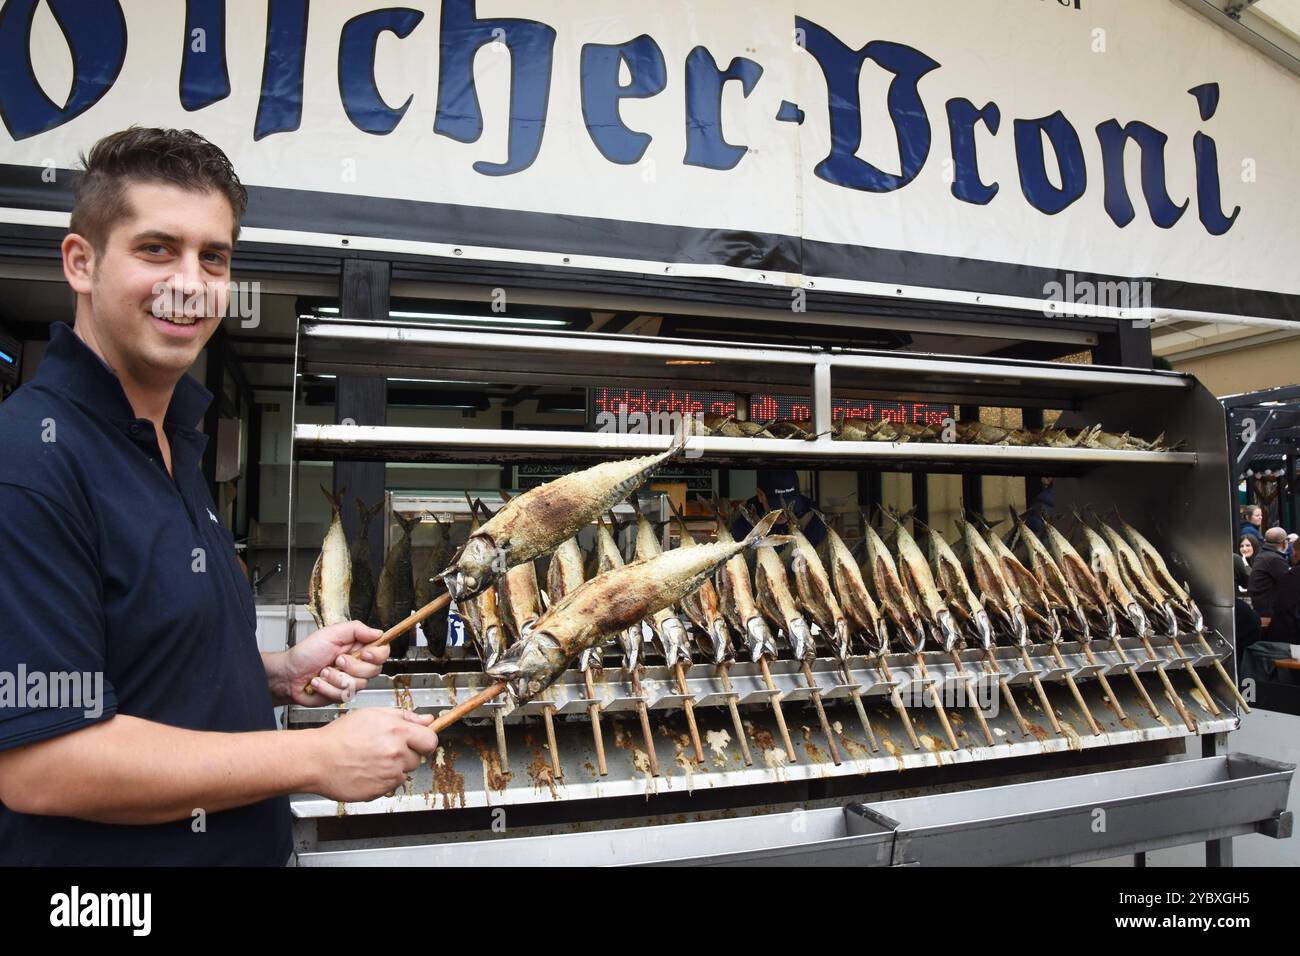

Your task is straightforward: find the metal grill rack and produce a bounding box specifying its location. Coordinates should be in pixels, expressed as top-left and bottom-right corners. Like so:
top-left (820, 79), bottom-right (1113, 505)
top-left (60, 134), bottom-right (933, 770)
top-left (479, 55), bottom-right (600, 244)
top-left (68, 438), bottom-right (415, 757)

top-left (284, 318), bottom-right (1284, 864)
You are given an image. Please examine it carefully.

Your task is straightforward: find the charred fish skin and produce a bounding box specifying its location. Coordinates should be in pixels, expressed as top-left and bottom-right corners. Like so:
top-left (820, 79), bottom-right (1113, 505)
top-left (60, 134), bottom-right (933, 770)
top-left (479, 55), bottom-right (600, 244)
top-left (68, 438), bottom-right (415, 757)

top-left (669, 503), bottom-right (735, 665)
top-left (927, 527), bottom-right (993, 650)
top-left (348, 497), bottom-right (383, 624)
top-left (1042, 519), bottom-right (1119, 640)
top-left (1076, 520), bottom-right (1150, 637)
top-left (487, 512), bottom-right (787, 701)
top-left (954, 517), bottom-right (1028, 647)
top-left (778, 506), bottom-right (852, 661)
top-left (1009, 509), bottom-right (1090, 641)
top-left (752, 535), bottom-right (816, 661)
top-left (711, 504), bottom-right (778, 662)
top-left (308, 486), bottom-right (353, 630)
top-left (824, 523), bottom-right (890, 655)
top-left (445, 435), bottom-right (688, 600)
top-left (1094, 518), bottom-right (1180, 637)
top-left (629, 499), bottom-right (694, 667)
top-left (861, 518), bottom-right (927, 654)
top-left (1114, 516), bottom-right (1203, 630)
top-left (886, 514), bottom-right (960, 652)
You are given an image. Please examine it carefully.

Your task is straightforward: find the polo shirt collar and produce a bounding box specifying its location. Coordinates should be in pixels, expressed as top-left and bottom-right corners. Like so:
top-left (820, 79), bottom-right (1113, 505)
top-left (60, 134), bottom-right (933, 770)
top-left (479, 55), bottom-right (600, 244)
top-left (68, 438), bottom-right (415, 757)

top-left (37, 321), bottom-right (212, 431)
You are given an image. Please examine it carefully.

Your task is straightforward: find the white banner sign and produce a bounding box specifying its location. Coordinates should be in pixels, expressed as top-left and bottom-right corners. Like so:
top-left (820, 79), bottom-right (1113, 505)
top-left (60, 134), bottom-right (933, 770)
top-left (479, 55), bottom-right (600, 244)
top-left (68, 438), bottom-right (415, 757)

top-left (0, 0), bottom-right (1296, 320)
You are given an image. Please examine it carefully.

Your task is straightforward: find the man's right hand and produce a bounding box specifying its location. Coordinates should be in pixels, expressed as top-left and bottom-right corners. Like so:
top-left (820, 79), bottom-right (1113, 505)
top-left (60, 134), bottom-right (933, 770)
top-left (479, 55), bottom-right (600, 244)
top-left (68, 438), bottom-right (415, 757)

top-left (310, 708), bottom-right (439, 803)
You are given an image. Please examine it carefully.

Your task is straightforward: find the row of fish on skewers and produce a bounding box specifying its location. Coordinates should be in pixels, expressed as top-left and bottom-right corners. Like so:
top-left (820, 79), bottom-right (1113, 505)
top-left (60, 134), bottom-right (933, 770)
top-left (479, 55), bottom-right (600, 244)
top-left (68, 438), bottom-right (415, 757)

top-left (692, 413), bottom-right (1178, 451)
top-left (307, 488), bottom-right (459, 658)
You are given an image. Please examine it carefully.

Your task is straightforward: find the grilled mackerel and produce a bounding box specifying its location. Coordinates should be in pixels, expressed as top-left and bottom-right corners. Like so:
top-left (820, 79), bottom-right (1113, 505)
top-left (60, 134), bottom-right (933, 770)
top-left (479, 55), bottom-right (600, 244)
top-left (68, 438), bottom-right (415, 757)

top-left (307, 486), bottom-right (352, 629)
top-left (488, 513), bottom-right (785, 700)
top-left (711, 504), bottom-right (778, 662)
top-left (446, 435), bottom-right (687, 599)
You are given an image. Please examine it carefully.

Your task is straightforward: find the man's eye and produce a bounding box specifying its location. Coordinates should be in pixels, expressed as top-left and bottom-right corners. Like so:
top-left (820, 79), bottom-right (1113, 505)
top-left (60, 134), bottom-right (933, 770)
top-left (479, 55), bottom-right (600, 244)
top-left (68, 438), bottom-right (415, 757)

top-left (142, 244), bottom-right (169, 255)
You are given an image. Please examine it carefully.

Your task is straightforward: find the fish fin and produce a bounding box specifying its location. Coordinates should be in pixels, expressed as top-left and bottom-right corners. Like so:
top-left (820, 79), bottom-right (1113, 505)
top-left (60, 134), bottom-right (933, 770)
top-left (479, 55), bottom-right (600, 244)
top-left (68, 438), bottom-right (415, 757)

top-left (499, 488), bottom-right (514, 503)
top-left (321, 484), bottom-right (346, 512)
top-left (744, 509), bottom-right (783, 542)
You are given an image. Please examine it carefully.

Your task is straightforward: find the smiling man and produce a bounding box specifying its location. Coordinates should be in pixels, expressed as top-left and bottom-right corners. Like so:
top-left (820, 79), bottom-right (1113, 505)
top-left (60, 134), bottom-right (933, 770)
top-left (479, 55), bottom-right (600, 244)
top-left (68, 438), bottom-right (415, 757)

top-left (0, 128), bottom-right (438, 865)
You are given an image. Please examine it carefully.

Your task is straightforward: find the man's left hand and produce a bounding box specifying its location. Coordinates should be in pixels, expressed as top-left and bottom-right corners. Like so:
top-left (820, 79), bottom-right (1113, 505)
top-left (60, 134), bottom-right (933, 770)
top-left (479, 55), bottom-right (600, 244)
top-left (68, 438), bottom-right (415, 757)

top-left (276, 621), bottom-right (392, 706)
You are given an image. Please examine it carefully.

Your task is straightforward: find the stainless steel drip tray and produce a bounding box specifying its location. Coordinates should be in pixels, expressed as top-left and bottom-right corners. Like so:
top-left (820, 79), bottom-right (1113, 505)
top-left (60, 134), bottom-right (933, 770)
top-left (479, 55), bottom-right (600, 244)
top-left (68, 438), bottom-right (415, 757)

top-left (294, 755), bottom-right (1292, 866)
top-left (848, 753), bottom-right (1294, 866)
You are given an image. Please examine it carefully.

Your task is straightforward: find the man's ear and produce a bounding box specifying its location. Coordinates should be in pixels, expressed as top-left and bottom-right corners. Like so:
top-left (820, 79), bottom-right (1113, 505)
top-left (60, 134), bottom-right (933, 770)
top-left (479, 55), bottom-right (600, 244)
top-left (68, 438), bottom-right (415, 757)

top-left (61, 233), bottom-right (95, 295)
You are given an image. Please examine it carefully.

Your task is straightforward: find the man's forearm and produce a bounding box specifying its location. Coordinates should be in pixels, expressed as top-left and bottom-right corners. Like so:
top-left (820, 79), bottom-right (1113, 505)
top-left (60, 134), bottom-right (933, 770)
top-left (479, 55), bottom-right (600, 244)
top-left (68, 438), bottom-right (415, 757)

top-left (0, 714), bottom-right (323, 825)
top-left (262, 650), bottom-right (292, 705)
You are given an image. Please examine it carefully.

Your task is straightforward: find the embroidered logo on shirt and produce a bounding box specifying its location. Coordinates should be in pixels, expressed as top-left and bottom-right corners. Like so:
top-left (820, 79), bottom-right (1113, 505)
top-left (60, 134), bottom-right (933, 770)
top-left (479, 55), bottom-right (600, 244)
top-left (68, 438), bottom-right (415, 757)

top-left (206, 508), bottom-right (219, 524)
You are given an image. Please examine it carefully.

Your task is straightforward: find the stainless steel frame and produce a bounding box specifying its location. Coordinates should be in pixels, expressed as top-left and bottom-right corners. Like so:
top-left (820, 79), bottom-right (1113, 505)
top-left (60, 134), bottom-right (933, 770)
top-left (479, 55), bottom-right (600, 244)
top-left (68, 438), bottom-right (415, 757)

top-left (285, 318), bottom-right (1269, 865)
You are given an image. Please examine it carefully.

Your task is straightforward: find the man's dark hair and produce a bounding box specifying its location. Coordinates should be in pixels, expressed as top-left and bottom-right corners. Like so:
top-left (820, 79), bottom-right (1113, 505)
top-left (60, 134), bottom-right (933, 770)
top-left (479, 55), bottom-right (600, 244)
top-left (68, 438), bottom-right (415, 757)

top-left (70, 127), bottom-right (248, 252)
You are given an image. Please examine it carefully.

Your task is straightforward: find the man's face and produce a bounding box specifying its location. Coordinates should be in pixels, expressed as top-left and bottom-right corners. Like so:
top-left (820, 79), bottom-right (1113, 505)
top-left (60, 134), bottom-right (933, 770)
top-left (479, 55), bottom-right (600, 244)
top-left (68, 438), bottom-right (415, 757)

top-left (65, 181), bottom-right (234, 387)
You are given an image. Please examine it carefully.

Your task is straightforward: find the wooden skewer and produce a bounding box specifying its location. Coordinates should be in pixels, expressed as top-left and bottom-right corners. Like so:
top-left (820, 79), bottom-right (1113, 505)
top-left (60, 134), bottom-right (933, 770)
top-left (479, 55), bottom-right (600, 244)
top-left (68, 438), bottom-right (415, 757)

top-left (718, 662), bottom-right (753, 766)
top-left (801, 662), bottom-right (842, 765)
top-left (493, 709), bottom-right (510, 771)
top-left (1141, 636), bottom-right (1197, 731)
top-left (915, 655), bottom-right (960, 751)
top-left (542, 704), bottom-right (563, 779)
top-left (1112, 638), bottom-right (1164, 719)
top-left (673, 662), bottom-right (706, 764)
top-left (583, 668), bottom-right (608, 776)
top-left (431, 681), bottom-right (506, 733)
top-left (629, 668), bottom-right (661, 777)
top-left (1082, 642), bottom-right (1129, 722)
top-left (876, 655), bottom-right (923, 751)
top-left (841, 659), bottom-right (879, 753)
top-left (758, 656), bottom-right (797, 761)
top-left (1197, 631), bottom-right (1252, 712)
top-left (1020, 647), bottom-right (1064, 736)
top-left (985, 651), bottom-right (1032, 738)
top-left (1169, 636), bottom-right (1221, 717)
top-left (1051, 645), bottom-right (1103, 736)
top-left (950, 652), bottom-right (995, 746)
top-left (302, 591), bottom-right (453, 695)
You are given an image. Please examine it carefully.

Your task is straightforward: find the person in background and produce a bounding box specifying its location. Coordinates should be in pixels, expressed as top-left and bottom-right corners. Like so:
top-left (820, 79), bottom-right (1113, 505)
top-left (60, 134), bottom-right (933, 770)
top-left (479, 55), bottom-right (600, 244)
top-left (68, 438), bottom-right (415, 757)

top-left (1240, 542), bottom-right (1300, 684)
top-left (1248, 527), bottom-right (1291, 632)
top-left (1023, 476), bottom-right (1054, 538)
top-left (1239, 505), bottom-right (1265, 546)
top-left (731, 468), bottom-right (827, 547)
top-left (1235, 535), bottom-right (1258, 594)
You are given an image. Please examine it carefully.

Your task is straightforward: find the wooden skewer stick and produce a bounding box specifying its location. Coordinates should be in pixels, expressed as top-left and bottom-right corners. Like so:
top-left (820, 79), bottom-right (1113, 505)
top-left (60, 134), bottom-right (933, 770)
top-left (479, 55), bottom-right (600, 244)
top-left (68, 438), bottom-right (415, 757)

top-left (717, 663), bottom-right (753, 766)
top-left (1141, 636), bottom-right (1197, 731)
top-left (1111, 638), bottom-right (1164, 719)
top-left (758, 656), bottom-right (797, 762)
top-left (876, 655), bottom-right (923, 751)
top-left (629, 668), bottom-right (660, 778)
top-left (1020, 647), bottom-right (1064, 735)
top-left (1051, 645), bottom-right (1103, 736)
top-left (431, 681), bottom-right (506, 733)
top-left (583, 669), bottom-right (608, 776)
top-left (493, 709), bottom-right (510, 771)
top-left (950, 652), bottom-right (995, 746)
top-left (915, 655), bottom-right (960, 751)
top-left (840, 660), bottom-right (879, 753)
top-left (542, 704), bottom-right (563, 779)
top-left (302, 591), bottom-right (453, 696)
top-left (985, 651), bottom-right (1032, 738)
top-left (1169, 636), bottom-right (1221, 717)
top-left (1196, 631), bottom-right (1252, 712)
top-left (801, 662), bottom-right (842, 765)
top-left (673, 662), bottom-right (706, 764)
top-left (1082, 642), bottom-right (1128, 722)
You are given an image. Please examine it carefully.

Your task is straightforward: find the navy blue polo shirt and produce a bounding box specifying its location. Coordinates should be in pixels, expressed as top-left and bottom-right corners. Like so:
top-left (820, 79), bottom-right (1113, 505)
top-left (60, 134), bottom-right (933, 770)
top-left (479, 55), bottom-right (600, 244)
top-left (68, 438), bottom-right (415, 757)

top-left (0, 321), bottom-right (291, 865)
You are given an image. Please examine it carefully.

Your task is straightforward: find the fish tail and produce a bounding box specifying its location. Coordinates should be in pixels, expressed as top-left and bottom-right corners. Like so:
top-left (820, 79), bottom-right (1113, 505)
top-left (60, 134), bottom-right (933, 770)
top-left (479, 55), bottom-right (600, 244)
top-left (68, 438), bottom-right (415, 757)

top-left (744, 510), bottom-right (792, 549)
top-left (321, 484), bottom-right (345, 513)
top-left (396, 511), bottom-right (421, 536)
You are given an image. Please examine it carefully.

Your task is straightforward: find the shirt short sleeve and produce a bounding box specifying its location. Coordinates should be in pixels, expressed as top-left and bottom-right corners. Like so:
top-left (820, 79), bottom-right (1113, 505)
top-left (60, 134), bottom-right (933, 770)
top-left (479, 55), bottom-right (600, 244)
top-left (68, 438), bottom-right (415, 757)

top-left (0, 482), bottom-right (118, 751)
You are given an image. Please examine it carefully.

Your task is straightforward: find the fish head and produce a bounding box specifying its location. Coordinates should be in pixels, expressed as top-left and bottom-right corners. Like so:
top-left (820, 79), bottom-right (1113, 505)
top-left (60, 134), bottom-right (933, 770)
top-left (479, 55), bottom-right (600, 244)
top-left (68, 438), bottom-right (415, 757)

top-left (1155, 602), bottom-right (1179, 637)
top-left (1010, 605), bottom-right (1030, 646)
top-left (447, 535), bottom-right (500, 600)
top-left (486, 628), bottom-right (566, 702)
top-left (745, 616), bottom-right (777, 661)
top-left (1184, 598), bottom-right (1205, 633)
top-left (1122, 601), bottom-right (1150, 637)
top-left (970, 609), bottom-right (995, 650)
top-left (1044, 608), bottom-right (1063, 643)
top-left (934, 610), bottom-right (960, 652)
top-left (709, 619), bottom-right (734, 665)
top-left (618, 626), bottom-right (643, 671)
top-left (873, 620), bottom-right (892, 656)
top-left (831, 618), bottom-right (853, 661)
top-left (1066, 603), bottom-right (1090, 641)
top-left (786, 616), bottom-right (815, 660)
